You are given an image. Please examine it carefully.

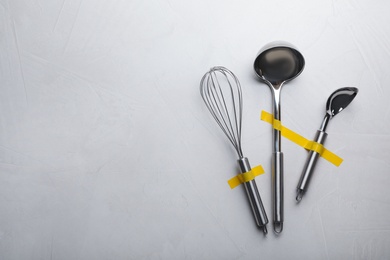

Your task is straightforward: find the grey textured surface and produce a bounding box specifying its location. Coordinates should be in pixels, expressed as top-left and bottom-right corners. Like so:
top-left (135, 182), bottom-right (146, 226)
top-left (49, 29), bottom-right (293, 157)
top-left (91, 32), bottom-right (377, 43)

top-left (1, 0), bottom-right (390, 259)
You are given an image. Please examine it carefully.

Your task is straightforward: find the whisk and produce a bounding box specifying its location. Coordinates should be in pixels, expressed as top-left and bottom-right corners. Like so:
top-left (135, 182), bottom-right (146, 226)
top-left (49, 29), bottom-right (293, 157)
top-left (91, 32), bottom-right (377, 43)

top-left (200, 66), bottom-right (269, 234)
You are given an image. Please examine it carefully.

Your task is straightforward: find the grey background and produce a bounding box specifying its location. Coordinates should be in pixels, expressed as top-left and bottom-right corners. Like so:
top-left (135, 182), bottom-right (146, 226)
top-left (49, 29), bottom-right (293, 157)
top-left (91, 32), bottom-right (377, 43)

top-left (1, 0), bottom-right (390, 259)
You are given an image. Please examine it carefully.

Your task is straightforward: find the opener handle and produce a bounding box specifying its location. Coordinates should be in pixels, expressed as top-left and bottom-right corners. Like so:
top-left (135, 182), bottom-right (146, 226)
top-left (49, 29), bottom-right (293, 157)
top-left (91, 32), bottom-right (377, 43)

top-left (296, 130), bottom-right (328, 201)
top-left (238, 157), bottom-right (269, 234)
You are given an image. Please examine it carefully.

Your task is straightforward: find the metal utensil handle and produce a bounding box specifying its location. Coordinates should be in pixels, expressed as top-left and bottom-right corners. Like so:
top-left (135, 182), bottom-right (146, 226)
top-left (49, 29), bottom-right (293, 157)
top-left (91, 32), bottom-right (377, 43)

top-left (272, 152), bottom-right (284, 233)
top-left (297, 130), bottom-right (328, 197)
top-left (271, 88), bottom-right (284, 233)
top-left (238, 158), bottom-right (269, 233)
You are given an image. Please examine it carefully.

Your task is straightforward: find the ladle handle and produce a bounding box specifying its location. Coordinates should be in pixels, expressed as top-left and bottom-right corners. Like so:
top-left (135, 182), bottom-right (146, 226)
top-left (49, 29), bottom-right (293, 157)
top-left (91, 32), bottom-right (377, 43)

top-left (272, 152), bottom-right (284, 233)
top-left (296, 130), bottom-right (328, 201)
top-left (238, 157), bottom-right (269, 234)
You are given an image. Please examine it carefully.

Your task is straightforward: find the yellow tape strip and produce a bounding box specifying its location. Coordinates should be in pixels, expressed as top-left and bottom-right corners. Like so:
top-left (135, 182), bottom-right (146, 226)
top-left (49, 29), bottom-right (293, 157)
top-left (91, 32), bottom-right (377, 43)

top-left (260, 110), bottom-right (343, 167)
top-left (227, 165), bottom-right (265, 189)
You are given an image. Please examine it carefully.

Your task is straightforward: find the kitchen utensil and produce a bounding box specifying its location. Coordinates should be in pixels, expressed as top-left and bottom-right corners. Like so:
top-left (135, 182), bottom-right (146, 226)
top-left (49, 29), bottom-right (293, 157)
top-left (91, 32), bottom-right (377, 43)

top-left (254, 41), bottom-right (305, 233)
top-left (200, 66), bottom-right (269, 234)
top-left (296, 87), bottom-right (358, 202)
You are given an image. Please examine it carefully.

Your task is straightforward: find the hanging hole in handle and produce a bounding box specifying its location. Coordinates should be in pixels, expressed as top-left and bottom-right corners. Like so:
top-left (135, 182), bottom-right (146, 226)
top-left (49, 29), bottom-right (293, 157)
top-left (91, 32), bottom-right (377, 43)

top-left (296, 189), bottom-right (304, 202)
top-left (274, 222), bottom-right (283, 234)
top-left (262, 225), bottom-right (268, 235)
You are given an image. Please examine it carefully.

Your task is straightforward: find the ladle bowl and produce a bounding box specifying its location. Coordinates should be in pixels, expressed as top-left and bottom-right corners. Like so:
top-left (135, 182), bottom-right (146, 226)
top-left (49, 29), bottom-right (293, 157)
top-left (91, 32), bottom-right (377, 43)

top-left (254, 41), bottom-right (305, 233)
top-left (254, 42), bottom-right (305, 87)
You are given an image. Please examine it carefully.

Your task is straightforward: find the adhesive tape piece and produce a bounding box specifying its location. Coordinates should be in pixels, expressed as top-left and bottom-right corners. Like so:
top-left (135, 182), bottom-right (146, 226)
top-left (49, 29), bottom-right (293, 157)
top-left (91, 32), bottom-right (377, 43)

top-left (318, 147), bottom-right (343, 166)
top-left (260, 110), bottom-right (343, 166)
top-left (228, 165), bottom-right (265, 189)
top-left (307, 141), bottom-right (325, 155)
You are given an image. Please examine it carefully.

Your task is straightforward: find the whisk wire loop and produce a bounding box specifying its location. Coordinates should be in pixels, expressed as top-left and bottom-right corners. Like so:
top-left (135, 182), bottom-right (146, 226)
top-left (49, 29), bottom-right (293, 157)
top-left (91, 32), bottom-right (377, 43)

top-left (200, 67), bottom-right (244, 158)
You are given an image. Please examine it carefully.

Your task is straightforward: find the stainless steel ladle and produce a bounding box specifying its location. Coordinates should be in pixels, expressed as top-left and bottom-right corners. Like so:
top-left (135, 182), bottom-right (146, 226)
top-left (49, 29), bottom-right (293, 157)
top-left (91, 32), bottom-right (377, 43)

top-left (254, 41), bottom-right (305, 233)
top-left (296, 87), bottom-right (359, 202)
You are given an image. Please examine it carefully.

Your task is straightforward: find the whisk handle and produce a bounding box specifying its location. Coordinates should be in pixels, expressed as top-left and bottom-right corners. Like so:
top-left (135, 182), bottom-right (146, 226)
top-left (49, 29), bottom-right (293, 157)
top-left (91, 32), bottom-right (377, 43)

top-left (238, 158), bottom-right (269, 234)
